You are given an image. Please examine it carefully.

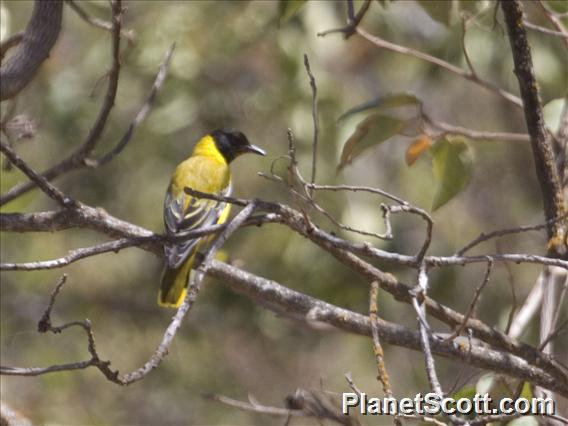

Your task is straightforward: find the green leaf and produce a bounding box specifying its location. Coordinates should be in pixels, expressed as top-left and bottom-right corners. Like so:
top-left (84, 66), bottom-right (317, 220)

top-left (338, 93), bottom-right (421, 121)
top-left (278, 0), bottom-right (308, 25)
top-left (431, 137), bottom-right (472, 211)
top-left (338, 114), bottom-right (407, 171)
top-left (417, 0), bottom-right (454, 26)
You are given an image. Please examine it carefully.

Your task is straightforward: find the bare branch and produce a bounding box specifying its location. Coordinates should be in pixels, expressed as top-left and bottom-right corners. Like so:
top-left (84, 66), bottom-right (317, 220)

top-left (65, 0), bottom-right (135, 43)
top-left (3, 194), bottom-right (567, 379)
top-left (446, 259), bottom-right (494, 341)
top-left (0, 141), bottom-right (75, 208)
top-left (536, 0), bottom-right (568, 48)
top-left (412, 267), bottom-right (444, 394)
top-left (0, 204), bottom-right (258, 386)
top-left (369, 281), bottom-right (400, 426)
top-left (0, 37), bottom-right (175, 206)
top-left (457, 213), bottom-right (568, 255)
top-left (303, 54), bottom-right (319, 198)
top-left (209, 260), bottom-right (568, 396)
top-left (206, 389), bottom-right (355, 426)
top-left (1, 275), bottom-right (120, 382)
top-left (0, 0), bottom-right (64, 100)
top-left (0, 0), bottom-right (123, 206)
top-left (1, 237), bottom-right (150, 271)
top-left (354, 27), bottom-right (523, 109)
top-left (501, 0), bottom-right (567, 258)
top-left (539, 319), bottom-right (568, 352)
top-left (93, 43), bottom-right (175, 166)
top-left (318, 0), bottom-right (371, 38)
top-left (460, 13), bottom-right (478, 77)
top-left (0, 214), bottom-right (278, 271)
top-left (424, 116), bottom-right (530, 143)
top-left (204, 394), bottom-right (307, 419)
top-left (523, 20), bottom-right (568, 39)
top-left (119, 202), bottom-right (257, 385)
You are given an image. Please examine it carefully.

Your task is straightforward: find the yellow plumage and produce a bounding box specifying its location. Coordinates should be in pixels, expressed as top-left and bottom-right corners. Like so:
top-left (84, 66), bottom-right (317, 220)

top-left (159, 130), bottom-right (265, 308)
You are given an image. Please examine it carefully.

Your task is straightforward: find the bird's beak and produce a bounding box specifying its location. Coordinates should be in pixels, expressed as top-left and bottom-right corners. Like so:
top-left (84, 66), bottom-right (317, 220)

top-left (243, 144), bottom-right (266, 156)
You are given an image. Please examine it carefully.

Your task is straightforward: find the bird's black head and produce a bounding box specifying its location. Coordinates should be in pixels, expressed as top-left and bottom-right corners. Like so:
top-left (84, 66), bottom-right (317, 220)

top-left (211, 129), bottom-right (266, 163)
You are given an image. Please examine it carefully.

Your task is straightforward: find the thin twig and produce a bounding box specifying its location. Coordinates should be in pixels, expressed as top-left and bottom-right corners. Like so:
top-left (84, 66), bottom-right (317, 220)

top-left (1, 275), bottom-right (120, 382)
top-left (460, 14), bottom-right (477, 77)
top-left (412, 266), bottom-right (444, 395)
top-left (204, 394), bottom-right (307, 418)
top-left (0, 214), bottom-right (277, 271)
top-left (355, 27), bottom-right (523, 109)
top-left (456, 212), bottom-right (568, 255)
top-left (499, 241), bottom-right (518, 336)
top-left (445, 259), bottom-right (494, 341)
top-left (538, 319), bottom-right (568, 352)
top-left (65, 0), bottom-right (135, 43)
top-left (536, 0), bottom-right (568, 48)
top-left (0, 141), bottom-right (75, 208)
top-left (1, 237), bottom-right (151, 271)
top-left (303, 54), bottom-right (319, 198)
top-left (551, 273), bottom-right (568, 337)
top-left (0, 0), bottom-right (122, 206)
top-left (93, 43), bottom-right (175, 166)
top-left (369, 281), bottom-right (394, 397)
top-left (369, 281), bottom-right (401, 426)
top-left (424, 116), bottom-right (530, 143)
top-left (118, 202), bottom-right (257, 384)
top-left (523, 20), bottom-right (568, 39)
top-left (318, 0), bottom-right (371, 38)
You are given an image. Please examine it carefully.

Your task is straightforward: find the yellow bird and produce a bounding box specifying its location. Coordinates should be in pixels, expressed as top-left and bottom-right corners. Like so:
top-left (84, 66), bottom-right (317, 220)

top-left (159, 129), bottom-right (266, 307)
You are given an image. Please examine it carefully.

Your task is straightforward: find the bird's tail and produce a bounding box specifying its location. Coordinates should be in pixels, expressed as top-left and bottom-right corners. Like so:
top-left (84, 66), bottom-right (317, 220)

top-left (158, 254), bottom-right (195, 308)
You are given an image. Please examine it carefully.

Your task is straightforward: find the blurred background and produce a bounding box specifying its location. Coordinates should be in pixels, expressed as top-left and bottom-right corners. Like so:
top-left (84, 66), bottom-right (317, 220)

top-left (1, 0), bottom-right (566, 424)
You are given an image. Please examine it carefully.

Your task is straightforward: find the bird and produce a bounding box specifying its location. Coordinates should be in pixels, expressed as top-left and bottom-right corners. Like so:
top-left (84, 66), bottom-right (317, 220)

top-left (159, 129), bottom-right (266, 307)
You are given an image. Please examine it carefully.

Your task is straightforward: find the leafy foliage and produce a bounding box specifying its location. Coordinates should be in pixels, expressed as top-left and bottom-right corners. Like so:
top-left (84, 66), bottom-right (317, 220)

top-left (338, 114), bottom-right (407, 171)
top-left (431, 137), bottom-right (473, 211)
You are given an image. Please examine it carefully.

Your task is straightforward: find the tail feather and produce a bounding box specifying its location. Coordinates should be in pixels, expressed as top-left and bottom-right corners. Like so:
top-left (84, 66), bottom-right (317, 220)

top-left (158, 255), bottom-right (194, 308)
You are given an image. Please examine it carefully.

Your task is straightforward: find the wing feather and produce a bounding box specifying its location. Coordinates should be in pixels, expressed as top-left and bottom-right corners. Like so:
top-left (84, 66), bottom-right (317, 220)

top-left (164, 181), bottom-right (232, 269)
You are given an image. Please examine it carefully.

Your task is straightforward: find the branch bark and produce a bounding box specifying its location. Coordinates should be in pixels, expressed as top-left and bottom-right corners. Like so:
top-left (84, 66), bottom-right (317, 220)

top-left (0, 0), bottom-right (64, 100)
top-left (501, 0), bottom-right (567, 258)
top-left (2, 196), bottom-right (567, 384)
top-left (208, 260), bottom-right (568, 397)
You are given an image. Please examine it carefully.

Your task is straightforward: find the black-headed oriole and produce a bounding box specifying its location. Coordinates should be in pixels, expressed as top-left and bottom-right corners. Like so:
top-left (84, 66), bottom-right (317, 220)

top-left (159, 129), bottom-right (266, 307)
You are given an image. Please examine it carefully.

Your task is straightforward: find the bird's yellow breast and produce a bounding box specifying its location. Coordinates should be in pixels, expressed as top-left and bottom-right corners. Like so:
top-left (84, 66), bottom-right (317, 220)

top-left (169, 136), bottom-right (231, 207)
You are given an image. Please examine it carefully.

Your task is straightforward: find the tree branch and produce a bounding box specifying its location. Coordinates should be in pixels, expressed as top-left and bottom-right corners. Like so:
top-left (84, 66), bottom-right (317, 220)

top-left (0, 141), bottom-right (75, 208)
top-left (501, 0), bottom-right (567, 258)
top-left (354, 27), bottom-right (523, 109)
top-left (0, 0), bottom-right (123, 206)
top-left (208, 260), bottom-right (568, 397)
top-left (0, 0), bottom-right (64, 100)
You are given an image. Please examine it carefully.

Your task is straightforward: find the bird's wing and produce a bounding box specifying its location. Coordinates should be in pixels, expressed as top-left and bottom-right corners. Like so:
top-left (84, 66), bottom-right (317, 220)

top-left (163, 181), bottom-right (232, 269)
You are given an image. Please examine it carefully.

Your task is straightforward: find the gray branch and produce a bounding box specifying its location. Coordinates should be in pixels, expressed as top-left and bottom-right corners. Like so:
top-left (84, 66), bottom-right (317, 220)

top-left (0, 0), bottom-right (64, 100)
